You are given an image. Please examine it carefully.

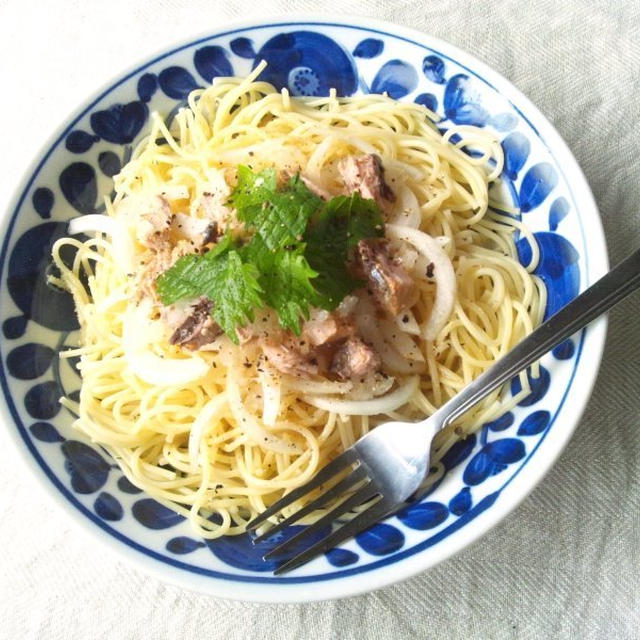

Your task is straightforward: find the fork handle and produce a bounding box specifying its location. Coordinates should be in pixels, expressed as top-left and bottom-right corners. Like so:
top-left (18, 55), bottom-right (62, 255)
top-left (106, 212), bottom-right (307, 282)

top-left (431, 247), bottom-right (640, 430)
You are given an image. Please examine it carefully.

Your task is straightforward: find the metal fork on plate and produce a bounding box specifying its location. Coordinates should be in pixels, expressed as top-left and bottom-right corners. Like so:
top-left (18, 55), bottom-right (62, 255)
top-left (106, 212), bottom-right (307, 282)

top-left (247, 248), bottom-right (640, 574)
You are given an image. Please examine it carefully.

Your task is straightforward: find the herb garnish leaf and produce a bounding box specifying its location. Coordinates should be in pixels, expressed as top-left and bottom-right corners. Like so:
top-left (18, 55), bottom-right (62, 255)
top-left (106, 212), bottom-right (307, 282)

top-left (156, 165), bottom-right (385, 339)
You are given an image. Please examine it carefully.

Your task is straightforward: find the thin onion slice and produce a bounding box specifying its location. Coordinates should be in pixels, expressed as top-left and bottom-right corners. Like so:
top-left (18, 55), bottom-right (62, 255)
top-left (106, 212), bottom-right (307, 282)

top-left (282, 376), bottom-right (353, 395)
top-left (226, 375), bottom-right (300, 454)
top-left (68, 214), bottom-right (135, 273)
top-left (303, 376), bottom-right (419, 416)
top-left (395, 309), bottom-right (421, 336)
top-left (188, 394), bottom-right (227, 469)
top-left (356, 297), bottom-right (416, 374)
top-left (387, 224), bottom-right (457, 340)
top-left (68, 214), bottom-right (117, 236)
top-left (345, 372), bottom-right (395, 400)
top-left (389, 182), bottom-right (421, 228)
top-left (170, 212), bottom-right (212, 243)
top-left (122, 304), bottom-right (209, 386)
top-left (379, 318), bottom-right (425, 362)
top-left (160, 184), bottom-right (190, 201)
top-left (259, 368), bottom-right (281, 427)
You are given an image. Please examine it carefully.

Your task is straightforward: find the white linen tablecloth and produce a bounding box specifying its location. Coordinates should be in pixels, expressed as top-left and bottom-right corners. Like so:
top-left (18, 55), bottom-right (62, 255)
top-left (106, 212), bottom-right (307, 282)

top-left (0, 1), bottom-right (638, 638)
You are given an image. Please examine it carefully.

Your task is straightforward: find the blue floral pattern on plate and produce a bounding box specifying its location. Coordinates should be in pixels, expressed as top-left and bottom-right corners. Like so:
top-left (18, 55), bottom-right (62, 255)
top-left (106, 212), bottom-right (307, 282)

top-left (0, 20), bottom-right (595, 590)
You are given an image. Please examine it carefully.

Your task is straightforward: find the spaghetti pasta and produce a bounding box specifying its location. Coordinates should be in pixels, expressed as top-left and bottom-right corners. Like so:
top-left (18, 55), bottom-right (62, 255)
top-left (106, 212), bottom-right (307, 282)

top-left (51, 65), bottom-right (544, 538)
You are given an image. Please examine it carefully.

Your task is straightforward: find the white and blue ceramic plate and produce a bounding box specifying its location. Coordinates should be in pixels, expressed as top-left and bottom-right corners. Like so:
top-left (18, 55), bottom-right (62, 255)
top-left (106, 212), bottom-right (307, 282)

top-left (0, 16), bottom-right (607, 602)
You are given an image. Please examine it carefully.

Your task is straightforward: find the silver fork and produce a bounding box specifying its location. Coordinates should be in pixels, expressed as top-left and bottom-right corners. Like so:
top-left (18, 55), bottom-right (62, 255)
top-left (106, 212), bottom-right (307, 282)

top-left (247, 247), bottom-right (640, 574)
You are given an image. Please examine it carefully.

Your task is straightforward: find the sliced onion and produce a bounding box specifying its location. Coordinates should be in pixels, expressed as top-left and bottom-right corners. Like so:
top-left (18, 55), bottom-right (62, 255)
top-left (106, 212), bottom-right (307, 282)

top-left (389, 183), bottom-right (421, 228)
top-left (170, 213), bottom-right (212, 243)
top-left (305, 135), bottom-right (339, 183)
top-left (355, 297), bottom-right (416, 374)
top-left (283, 376), bottom-right (353, 395)
top-left (124, 342), bottom-right (209, 387)
top-left (68, 214), bottom-right (135, 273)
top-left (303, 376), bottom-right (419, 416)
top-left (188, 394), bottom-right (227, 469)
top-left (160, 184), bottom-right (190, 201)
top-left (300, 174), bottom-right (332, 200)
top-left (385, 159), bottom-right (423, 181)
top-left (395, 309), bottom-right (421, 336)
top-left (379, 318), bottom-right (425, 362)
top-left (216, 140), bottom-right (306, 169)
top-left (387, 224), bottom-right (457, 340)
top-left (68, 214), bottom-right (117, 236)
top-left (202, 167), bottom-right (231, 196)
top-left (226, 375), bottom-right (300, 454)
top-left (345, 372), bottom-right (395, 400)
top-left (122, 304), bottom-right (209, 386)
top-left (259, 368), bottom-right (281, 427)
top-left (392, 242), bottom-right (419, 271)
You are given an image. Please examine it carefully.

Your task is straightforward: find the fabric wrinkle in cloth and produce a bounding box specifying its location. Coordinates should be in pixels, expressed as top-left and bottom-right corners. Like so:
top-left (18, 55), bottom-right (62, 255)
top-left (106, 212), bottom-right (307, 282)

top-left (0, 1), bottom-right (638, 639)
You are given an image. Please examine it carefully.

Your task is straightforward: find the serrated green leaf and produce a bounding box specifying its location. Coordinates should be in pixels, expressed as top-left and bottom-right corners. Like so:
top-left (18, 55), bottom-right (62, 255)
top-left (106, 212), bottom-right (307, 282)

top-left (228, 165), bottom-right (276, 226)
top-left (240, 235), bottom-right (317, 334)
top-left (156, 232), bottom-right (233, 305)
top-left (208, 251), bottom-right (263, 342)
top-left (155, 167), bottom-right (385, 339)
top-left (303, 192), bottom-right (384, 308)
top-left (261, 249), bottom-right (318, 334)
top-left (157, 234), bottom-right (261, 342)
top-left (155, 253), bottom-right (202, 305)
top-left (232, 166), bottom-right (322, 250)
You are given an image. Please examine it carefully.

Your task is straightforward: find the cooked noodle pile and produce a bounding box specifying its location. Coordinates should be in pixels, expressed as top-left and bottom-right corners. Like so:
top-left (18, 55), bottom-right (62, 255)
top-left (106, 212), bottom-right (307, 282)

top-left (51, 64), bottom-right (545, 537)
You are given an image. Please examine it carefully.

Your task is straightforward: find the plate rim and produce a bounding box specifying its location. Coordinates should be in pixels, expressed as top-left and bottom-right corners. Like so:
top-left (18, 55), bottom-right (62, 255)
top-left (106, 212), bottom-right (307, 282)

top-left (0, 13), bottom-right (609, 602)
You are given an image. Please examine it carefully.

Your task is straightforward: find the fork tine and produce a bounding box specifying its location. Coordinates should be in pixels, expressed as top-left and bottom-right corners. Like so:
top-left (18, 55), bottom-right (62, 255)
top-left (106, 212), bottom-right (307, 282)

top-left (252, 464), bottom-right (369, 544)
top-left (246, 449), bottom-right (357, 531)
top-left (273, 499), bottom-right (392, 575)
top-left (263, 482), bottom-right (379, 561)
